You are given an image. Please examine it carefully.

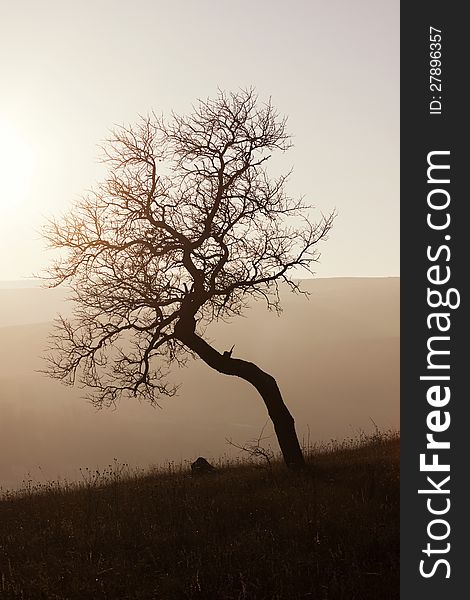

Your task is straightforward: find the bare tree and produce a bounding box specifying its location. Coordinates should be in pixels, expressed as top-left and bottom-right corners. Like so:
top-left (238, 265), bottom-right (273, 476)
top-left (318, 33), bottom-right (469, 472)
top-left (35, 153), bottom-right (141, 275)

top-left (43, 89), bottom-right (334, 469)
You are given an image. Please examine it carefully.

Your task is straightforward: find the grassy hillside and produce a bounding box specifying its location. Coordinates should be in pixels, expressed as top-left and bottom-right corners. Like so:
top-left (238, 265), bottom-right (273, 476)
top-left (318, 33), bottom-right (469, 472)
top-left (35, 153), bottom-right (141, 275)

top-left (0, 433), bottom-right (399, 600)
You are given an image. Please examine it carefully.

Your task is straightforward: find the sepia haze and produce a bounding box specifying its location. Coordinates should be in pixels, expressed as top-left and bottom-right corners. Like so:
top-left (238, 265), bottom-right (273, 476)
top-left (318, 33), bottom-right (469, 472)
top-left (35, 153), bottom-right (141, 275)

top-left (0, 277), bottom-right (398, 490)
top-left (1, 0), bottom-right (399, 482)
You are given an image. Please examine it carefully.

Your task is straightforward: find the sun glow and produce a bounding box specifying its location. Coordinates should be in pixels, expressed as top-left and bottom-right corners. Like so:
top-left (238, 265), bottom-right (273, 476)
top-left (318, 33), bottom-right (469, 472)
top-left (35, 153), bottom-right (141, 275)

top-left (0, 118), bottom-right (35, 214)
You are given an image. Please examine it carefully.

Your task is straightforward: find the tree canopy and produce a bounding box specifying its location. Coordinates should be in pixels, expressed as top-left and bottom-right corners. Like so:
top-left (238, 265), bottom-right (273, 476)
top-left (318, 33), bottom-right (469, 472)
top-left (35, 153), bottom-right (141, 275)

top-left (44, 89), bottom-right (334, 468)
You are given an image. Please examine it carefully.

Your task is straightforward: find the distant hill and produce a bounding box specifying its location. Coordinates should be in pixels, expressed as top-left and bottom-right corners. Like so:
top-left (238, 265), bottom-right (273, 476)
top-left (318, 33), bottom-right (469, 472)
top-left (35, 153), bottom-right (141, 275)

top-left (0, 284), bottom-right (67, 327)
top-left (0, 278), bottom-right (399, 490)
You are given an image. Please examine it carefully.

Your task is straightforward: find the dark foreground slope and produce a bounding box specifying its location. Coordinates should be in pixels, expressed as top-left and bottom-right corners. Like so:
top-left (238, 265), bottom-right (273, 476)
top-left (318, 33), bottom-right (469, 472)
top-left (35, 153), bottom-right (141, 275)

top-left (0, 434), bottom-right (399, 600)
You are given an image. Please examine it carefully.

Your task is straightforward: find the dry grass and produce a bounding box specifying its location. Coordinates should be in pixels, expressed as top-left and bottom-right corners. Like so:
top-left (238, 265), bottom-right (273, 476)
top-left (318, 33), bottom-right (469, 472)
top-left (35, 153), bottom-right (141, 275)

top-left (0, 431), bottom-right (399, 599)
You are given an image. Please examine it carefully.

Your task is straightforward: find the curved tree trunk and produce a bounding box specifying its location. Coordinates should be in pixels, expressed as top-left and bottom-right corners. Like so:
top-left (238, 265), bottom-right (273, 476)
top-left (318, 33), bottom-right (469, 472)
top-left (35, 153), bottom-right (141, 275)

top-left (174, 319), bottom-right (305, 469)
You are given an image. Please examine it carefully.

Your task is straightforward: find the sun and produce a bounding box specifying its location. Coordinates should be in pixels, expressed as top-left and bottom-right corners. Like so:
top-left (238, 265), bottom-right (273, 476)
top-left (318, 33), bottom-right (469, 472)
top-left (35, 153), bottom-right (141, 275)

top-left (0, 118), bottom-right (35, 214)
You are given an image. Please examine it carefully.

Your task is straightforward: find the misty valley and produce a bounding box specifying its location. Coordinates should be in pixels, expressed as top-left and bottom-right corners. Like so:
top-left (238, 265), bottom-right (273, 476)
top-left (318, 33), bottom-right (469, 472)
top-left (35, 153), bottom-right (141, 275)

top-left (0, 277), bottom-right (399, 491)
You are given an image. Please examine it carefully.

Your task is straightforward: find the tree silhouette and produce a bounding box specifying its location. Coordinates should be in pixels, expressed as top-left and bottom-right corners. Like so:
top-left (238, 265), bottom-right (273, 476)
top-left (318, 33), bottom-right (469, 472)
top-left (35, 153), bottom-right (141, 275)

top-left (43, 89), bottom-right (334, 469)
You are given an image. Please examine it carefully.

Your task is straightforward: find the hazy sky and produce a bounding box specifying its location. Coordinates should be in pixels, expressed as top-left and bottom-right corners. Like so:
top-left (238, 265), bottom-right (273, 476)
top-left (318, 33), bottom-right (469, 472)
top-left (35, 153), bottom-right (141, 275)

top-left (0, 0), bottom-right (399, 281)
